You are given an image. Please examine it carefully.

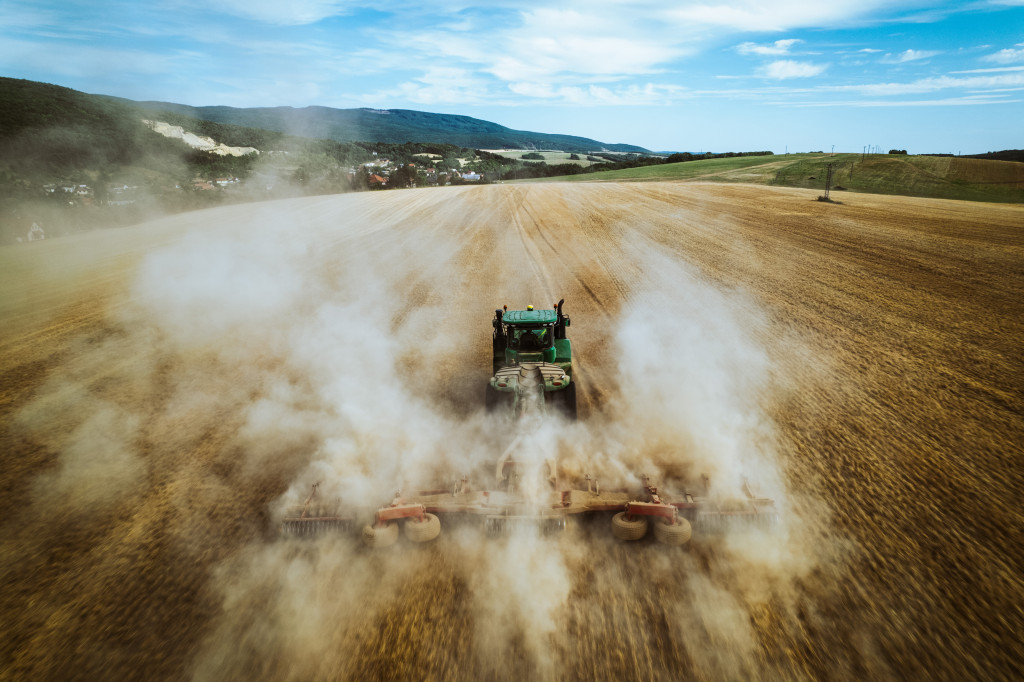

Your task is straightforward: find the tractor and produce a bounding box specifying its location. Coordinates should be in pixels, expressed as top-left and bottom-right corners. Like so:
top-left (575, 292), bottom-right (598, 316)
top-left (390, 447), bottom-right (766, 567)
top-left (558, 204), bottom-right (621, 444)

top-left (486, 299), bottom-right (576, 419)
top-left (281, 298), bottom-right (779, 547)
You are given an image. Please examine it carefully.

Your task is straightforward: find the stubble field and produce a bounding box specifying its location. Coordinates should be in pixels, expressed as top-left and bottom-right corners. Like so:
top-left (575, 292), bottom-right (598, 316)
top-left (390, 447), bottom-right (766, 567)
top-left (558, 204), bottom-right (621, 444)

top-left (1, 181), bottom-right (1022, 680)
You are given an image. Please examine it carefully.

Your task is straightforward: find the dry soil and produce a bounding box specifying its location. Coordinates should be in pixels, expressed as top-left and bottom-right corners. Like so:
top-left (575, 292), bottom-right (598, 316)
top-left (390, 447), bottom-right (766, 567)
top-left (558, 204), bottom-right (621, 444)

top-left (1, 182), bottom-right (1022, 681)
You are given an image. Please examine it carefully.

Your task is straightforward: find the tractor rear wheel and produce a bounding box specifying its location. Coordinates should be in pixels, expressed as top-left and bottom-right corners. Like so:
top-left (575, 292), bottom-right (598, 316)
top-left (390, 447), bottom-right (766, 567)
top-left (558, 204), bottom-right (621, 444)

top-left (611, 512), bottom-right (648, 541)
top-left (653, 518), bottom-right (692, 546)
top-left (404, 513), bottom-right (441, 543)
top-left (362, 522), bottom-right (399, 548)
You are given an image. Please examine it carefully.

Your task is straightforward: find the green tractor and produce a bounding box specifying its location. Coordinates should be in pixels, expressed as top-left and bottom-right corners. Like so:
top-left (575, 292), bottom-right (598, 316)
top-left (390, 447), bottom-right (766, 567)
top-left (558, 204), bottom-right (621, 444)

top-left (486, 299), bottom-right (576, 419)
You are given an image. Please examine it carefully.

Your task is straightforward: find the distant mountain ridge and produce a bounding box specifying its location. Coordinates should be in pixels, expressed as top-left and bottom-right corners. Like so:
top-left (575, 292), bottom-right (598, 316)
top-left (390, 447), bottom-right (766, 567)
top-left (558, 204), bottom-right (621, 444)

top-left (120, 101), bottom-right (650, 154)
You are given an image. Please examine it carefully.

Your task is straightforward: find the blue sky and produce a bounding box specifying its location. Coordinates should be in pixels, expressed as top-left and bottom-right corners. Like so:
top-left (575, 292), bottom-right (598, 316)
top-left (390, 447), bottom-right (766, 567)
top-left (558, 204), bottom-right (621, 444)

top-left (2, 1), bottom-right (1022, 153)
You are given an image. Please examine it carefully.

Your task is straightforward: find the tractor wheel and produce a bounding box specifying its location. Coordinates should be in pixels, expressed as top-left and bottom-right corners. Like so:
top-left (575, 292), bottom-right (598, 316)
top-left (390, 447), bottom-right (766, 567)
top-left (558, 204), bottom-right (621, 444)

top-left (611, 512), bottom-right (648, 541)
top-left (362, 522), bottom-right (398, 548)
top-left (404, 513), bottom-right (441, 543)
top-left (653, 518), bottom-right (692, 546)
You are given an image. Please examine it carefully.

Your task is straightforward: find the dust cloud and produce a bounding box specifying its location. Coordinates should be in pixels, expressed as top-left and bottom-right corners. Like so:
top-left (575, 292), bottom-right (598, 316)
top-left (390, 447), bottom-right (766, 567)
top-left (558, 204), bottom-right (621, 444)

top-left (7, 192), bottom-right (825, 680)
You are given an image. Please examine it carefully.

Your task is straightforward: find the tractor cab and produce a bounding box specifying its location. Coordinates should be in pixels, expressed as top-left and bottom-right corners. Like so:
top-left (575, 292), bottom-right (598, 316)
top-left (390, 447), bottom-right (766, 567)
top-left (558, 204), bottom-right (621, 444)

top-left (509, 325), bottom-right (552, 352)
top-left (492, 300), bottom-right (571, 374)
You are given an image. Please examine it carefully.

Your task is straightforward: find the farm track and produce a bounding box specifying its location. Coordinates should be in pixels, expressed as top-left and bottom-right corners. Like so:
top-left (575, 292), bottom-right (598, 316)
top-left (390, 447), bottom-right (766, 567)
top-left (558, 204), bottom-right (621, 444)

top-left (1, 182), bottom-right (1022, 680)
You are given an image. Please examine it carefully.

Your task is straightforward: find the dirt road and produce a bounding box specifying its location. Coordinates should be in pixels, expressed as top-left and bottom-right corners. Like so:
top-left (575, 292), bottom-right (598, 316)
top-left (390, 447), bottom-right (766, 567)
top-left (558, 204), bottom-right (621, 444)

top-left (1, 182), bottom-right (1022, 680)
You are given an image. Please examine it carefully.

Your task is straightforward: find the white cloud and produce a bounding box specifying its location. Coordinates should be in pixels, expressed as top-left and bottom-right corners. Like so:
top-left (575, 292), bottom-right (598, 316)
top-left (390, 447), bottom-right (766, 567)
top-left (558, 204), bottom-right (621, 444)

top-left (0, 37), bottom-right (182, 77)
top-left (371, 67), bottom-right (496, 106)
top-left (0, 2), bottom-right (60, 30)
top-left (506, 81), bottom-right (686, 105)
top-left (790, 95), bottom-right (1020, 107)
top-left (757, 60), bottom-right (828, 79)
top-left (668, 0), bottom-right (893, 32)
top-left (4, 0), bottom-right (1021, 112)
top-left (882, 49), bottom-right (941, 63)
top-left (736, 39), bottom-right (802, 56)
top-left (826, 71), bottom-right (1024, 95)
top-left (486, 36), bottom-right (678, 82)
top-left (182, 0), bottom-right (358, 25)
top-left (951, 65), bottom-right (1024, 74)
top-left (370, 1), bottom-right (905, 92)
top-left (982, 44), bottom-right (1024, 64)
top-left (481, 8), bottom-right (684, 82)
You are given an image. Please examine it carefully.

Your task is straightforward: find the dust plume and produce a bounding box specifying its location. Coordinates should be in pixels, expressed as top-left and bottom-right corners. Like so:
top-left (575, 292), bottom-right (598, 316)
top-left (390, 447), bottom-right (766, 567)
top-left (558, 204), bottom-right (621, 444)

top-left (189, 231), bottom-right (817, 678)
top-left (5, 189), bottom-right (826, 680)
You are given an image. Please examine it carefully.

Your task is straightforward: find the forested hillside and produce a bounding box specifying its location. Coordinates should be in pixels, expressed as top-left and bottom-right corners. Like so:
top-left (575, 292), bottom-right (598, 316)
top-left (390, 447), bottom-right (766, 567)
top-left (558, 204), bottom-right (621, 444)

top-left (123, 101), bottom-right (649, 153)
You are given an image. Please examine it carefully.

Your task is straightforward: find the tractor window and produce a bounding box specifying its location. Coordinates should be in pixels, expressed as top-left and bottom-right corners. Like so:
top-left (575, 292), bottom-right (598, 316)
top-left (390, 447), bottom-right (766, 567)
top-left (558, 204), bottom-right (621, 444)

top-left (511, 326), bottom-right (552, 351)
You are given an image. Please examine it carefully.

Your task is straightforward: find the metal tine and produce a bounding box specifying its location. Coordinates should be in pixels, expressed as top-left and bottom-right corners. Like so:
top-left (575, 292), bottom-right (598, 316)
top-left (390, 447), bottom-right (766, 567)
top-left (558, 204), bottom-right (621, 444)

top-left (694, 512), bottom-right (777, 535)
top-left (485, 516), bottom-right (565, 536)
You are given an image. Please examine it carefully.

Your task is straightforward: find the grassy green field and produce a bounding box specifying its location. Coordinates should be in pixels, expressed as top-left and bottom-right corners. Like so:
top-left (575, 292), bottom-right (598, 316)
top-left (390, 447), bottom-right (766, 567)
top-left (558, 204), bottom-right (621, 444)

top-left (529, 152), bottom-right (1024, 203)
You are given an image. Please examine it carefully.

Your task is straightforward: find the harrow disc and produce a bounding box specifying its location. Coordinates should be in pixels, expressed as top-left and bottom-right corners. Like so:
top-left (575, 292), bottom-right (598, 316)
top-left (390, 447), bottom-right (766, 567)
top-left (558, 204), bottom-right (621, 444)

top-left (484, 515), bottom-right (566, 536)
top-left (282, 518), bottom-right (349, 538)
top-left (694, 511), bottom-right (778, 535)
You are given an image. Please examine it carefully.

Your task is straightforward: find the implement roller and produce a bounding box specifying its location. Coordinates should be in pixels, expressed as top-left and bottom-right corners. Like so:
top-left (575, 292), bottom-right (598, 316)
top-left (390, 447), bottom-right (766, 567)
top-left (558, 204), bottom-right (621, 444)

top-left (283, 471), bottom-right (777, 547)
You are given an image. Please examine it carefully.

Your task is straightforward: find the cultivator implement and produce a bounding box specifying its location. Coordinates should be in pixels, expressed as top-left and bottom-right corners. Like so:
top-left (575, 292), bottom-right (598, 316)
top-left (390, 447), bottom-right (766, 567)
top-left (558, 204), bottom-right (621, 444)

top-left (281, 473), bottom-right (777, 548)
top-left (280, 298), bottom-right (778, 547)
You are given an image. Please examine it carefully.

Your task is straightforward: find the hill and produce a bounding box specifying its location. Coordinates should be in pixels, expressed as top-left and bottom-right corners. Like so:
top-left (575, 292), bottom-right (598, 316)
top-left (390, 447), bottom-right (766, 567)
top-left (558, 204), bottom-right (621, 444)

top-left (535, 152), bottom-right (1024, 203)
top-left (0, 77), bottom-right (303, 184)
top-left (120, 100), bottom-right (650, 153)
top-left (0, 78), bottom-right (534, 241)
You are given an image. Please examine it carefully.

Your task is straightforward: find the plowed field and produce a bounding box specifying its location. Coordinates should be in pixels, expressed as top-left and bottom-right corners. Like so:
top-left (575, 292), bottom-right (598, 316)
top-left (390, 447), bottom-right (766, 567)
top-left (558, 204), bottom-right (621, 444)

top-left (2, 182), bottom-right (1022, 680)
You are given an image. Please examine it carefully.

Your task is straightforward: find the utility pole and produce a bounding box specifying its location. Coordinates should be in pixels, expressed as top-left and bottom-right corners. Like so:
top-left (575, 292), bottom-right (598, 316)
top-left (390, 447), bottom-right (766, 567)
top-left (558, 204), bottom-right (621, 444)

top-left (822, 163), bottom-right (834, 201)
top-left (831, 144), bottom-right (835, 157)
